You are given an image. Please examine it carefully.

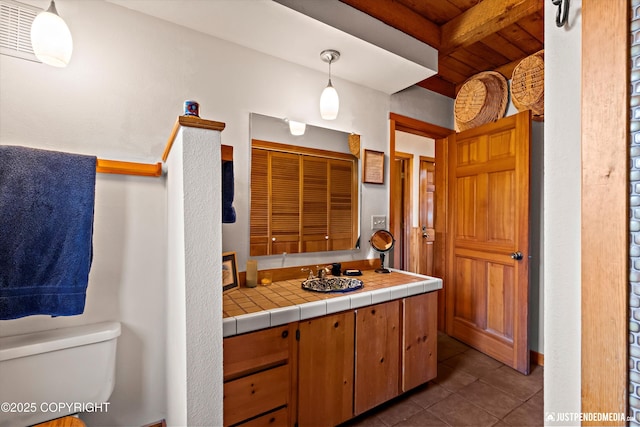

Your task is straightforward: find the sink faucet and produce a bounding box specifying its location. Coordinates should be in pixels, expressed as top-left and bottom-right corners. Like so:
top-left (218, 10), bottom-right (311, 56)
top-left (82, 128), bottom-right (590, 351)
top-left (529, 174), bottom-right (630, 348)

top-left (301, 267), bottom-right (315, 280)
top-left (316, 265), bottom-right (331, 279)
top-left (301, 265), bottom-right (331, 280)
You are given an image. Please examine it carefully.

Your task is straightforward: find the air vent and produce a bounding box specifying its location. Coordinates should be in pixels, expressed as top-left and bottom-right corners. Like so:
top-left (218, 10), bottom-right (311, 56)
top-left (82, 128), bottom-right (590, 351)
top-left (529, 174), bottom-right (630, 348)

top-left (0, 0), bottom-right (40, 62)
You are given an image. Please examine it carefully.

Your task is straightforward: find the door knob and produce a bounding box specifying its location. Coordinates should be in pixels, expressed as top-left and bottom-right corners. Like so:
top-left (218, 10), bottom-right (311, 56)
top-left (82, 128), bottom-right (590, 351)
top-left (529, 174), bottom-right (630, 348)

top-left (511, 251), bottom-right (523, 261)
top-left (421, 226), bottom-right (430, 238)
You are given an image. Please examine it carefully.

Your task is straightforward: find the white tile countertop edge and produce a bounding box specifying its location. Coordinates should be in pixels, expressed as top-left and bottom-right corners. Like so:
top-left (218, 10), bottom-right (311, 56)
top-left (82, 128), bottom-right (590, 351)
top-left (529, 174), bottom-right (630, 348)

top-left (223, 270), bottom-right (442, 337)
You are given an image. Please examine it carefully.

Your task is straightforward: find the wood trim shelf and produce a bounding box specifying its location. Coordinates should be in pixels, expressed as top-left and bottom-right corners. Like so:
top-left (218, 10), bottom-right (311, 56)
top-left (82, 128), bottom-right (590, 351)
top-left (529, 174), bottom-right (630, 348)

top-left (163, 115), bottom-right (226, 162)
top-left (93, 116), bottom-right (227, 177)
top-left (96, 159), bottom-right (162, 177)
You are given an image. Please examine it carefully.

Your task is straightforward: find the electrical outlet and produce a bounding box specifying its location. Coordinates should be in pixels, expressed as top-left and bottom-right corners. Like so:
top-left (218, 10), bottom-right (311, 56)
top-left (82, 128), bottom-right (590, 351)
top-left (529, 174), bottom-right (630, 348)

top-left (371, 215), bottom-right (387, 230)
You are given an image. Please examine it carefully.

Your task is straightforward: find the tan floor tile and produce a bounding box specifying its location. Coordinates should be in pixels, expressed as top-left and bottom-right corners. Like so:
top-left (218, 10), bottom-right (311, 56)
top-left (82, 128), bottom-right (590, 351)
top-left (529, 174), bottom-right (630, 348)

top-left (394, 409), bottom-right (449, 426)
top-left (375, 397), bottom-right (423, 426)
top-left (408, 382), bottom-right (452, 409)
top-left (442, 348), bottom-right (503, 378)
top-left (456, 380), bottom-right (523, 419)
top-left (433, 363), bottom-right (478, 392)
top-left (479, 365), bottom-right (543, 401)
top-left (502, 397), bottom-right (544, 426)
top-left (427, 393), bottom-right (499, 426)
top-left (437, 333), bottom-right (471, 361)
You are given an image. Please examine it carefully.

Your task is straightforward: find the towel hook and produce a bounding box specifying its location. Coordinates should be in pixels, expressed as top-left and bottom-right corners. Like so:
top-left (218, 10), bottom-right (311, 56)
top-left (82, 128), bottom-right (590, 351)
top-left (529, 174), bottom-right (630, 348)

top-left (551, 0), bottom-right (570, 27)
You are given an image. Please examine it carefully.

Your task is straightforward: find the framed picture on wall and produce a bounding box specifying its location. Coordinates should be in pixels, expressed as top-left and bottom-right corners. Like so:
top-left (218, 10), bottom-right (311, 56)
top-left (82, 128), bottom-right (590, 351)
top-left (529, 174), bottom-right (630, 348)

top-left (363, 149), bottom-right (385, 184)
top-left (222, 252), bottom-right (239, 291)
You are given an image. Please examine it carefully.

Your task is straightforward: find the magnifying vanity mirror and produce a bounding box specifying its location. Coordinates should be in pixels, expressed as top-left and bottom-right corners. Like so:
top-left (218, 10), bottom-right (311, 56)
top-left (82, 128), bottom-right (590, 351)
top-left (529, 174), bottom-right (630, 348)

top-left (370, 229), bottom-right (395, 273)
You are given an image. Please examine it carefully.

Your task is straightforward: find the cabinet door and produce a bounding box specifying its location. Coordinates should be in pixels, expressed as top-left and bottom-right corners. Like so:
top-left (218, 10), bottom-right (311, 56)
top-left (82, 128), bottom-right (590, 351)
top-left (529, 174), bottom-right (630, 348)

top-left (270, 152), bottom-right (301, 254)
top-left (298, 312), bottom-right (354, 427)
top-left (223, 324), bottom-right (297, 427)
top-left (354, 301), bottom-right (401, 415)
top-left (402, 292), bottom-right (438, 391)
top-left (329, 159), bottom-right (357, 250)
top-left (250, 148), bottom-right (269, 256)
top-left (301, 156), bottom-right (329, 253)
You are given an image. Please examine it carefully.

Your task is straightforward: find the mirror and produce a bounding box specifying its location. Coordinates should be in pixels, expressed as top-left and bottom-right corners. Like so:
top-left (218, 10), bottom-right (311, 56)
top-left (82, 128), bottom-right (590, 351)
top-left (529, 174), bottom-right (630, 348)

top-left (249, 113), bottom-right (361, 256)
top-left (370, 230), bottom-right (395, 273)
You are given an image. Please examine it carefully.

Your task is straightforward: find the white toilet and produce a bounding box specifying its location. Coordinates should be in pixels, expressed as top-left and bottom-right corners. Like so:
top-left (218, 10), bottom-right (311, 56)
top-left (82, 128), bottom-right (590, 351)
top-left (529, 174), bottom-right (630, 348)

top-left (0, 321), bottom-right (121, 427)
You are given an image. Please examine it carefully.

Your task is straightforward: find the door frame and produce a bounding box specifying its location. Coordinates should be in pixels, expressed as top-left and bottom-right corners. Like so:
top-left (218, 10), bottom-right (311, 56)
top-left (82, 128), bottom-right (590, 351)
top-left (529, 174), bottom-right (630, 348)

top-left (389, 113), bottom-right (453, 331)
top-left (392, 151), bottom-right (413, 270)
top-left (581, 0), bottom-right (628, 417)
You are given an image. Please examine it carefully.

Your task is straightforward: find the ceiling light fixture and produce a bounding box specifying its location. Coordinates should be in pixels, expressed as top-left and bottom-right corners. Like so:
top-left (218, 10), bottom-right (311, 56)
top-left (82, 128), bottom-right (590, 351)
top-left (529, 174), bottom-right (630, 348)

top-left (319, 49), bottom-right (340, 120)
top-left (31, 0), bottom-right (73, 67)
top-left (286, 119), bottom-right (306, 136)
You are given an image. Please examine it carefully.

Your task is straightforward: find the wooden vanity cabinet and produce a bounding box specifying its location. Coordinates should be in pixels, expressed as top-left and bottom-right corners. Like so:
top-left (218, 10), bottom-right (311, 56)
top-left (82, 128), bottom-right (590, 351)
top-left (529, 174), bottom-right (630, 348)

top-left (222, 291), bottom-right (438, 427)
top-left (354, 300), bottom-right (401, 415)
top-left (297, 311), bottom-right (355, 427)
top-left (223, 323), bottom-right (297, 427)
top-left (402, 292), bottom-right (438, 391)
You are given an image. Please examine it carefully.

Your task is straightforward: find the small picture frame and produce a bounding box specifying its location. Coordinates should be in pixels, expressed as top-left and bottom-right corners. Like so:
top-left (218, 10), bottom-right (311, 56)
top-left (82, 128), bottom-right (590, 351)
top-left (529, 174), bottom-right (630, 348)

top-left (222, 252), bottom-right (239, 291)
top-left (363, 149), bottom-right (385, 184)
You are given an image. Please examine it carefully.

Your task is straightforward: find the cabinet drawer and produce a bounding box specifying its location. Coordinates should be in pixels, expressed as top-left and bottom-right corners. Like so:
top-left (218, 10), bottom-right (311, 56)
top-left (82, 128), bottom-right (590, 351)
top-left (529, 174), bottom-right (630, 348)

top-left (236, 407), bottom-right (288, 427)
top-left (224, 365), bottom-right (290, 427)
top-left (224, 324), bottom-right (292, 381)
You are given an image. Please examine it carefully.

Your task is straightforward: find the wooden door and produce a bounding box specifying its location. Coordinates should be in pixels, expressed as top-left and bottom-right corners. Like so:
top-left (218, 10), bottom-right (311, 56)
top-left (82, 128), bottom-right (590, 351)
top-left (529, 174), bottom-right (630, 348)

top-left (446, 111), bottom-right (531, 374)
top-left (418, 158), bottom-right (436, 276)
top-left (297, 312), bottom-right (354, 426)
top-left (403, 292), bottom-right (438, 391)
top-left (354, 301), bottom-right (400, 415)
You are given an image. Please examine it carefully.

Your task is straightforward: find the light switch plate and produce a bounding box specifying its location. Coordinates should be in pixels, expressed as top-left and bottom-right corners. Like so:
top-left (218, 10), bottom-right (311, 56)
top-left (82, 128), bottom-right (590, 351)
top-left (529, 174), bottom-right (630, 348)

top-left (371, 215), bottom-right (387, 230)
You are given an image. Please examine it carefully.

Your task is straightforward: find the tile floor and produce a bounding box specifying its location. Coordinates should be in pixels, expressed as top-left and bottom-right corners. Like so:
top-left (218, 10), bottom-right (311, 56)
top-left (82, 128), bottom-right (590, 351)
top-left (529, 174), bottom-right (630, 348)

top-left (342, 333), bottom-right (543, 427)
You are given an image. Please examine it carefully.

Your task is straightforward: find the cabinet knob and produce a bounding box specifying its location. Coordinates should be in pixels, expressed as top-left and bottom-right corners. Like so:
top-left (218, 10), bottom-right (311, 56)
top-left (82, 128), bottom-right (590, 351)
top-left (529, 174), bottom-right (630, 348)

top-left (281, 330), bottom-right (289, 339)
top-left (325, 235), bottom-right (329, 240)
top-left (272, 237), bottom-right (276, 242)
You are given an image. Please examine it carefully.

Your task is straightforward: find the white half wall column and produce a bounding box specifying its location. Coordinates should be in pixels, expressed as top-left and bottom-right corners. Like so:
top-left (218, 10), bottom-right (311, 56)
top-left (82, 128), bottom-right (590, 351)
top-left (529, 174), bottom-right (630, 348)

top-left (164, 116), bottom-right (226, 426)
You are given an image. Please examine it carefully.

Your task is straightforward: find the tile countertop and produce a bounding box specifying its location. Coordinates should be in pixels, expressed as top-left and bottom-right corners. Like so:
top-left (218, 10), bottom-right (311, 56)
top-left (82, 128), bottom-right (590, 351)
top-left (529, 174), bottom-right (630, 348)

top-left (222, 269), bottom-right (442, 337)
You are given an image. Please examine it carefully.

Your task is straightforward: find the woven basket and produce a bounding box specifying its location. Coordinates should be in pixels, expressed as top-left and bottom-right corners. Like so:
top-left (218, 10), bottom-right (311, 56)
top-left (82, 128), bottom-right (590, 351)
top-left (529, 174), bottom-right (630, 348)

top-left (511, 50), bottom-right (544, 118)
top-left (454, 71), bottom-right (508, 132)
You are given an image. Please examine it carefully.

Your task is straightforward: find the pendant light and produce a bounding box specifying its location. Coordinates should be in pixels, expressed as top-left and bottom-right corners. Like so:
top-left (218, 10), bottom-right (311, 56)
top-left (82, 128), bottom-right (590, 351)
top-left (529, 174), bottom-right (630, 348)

top-left (319, 49), bottom-right (340, 120)
top-left (31, 0), bottom-right (73, 67)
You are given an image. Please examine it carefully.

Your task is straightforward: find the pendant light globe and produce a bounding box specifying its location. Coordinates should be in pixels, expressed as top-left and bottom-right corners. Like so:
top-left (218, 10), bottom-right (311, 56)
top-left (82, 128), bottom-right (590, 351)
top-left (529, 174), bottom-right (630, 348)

top-left (31, 0), bottom-right (73, 67)
top-left (319, 50), bottom-right (340, 120)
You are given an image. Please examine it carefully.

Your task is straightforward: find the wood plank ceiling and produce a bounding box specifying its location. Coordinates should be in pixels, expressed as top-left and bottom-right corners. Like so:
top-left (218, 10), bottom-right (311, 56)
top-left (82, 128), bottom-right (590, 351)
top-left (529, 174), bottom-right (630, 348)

top-left (339, 0), bottom-right (544, 98)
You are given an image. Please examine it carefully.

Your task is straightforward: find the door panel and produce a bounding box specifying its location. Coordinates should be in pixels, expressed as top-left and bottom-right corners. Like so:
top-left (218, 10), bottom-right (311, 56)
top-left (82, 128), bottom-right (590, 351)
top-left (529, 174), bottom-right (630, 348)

top-left (419, 159), bottom-right (435, 276)
top-left (446, 111), bottom-right (530, 374)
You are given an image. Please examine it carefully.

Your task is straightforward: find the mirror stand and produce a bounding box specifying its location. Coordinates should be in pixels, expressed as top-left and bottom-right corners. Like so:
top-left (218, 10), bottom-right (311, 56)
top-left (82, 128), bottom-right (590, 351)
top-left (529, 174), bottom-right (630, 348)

top-left (375, 252), bottom-right (390, 274)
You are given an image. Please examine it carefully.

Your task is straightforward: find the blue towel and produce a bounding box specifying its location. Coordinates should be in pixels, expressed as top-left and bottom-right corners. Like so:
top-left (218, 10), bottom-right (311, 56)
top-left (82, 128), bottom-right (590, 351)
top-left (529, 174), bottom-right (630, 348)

top-left (222, 160), bottom-right (236, 223)
top-left (0, 146), bottom-right (96, 320)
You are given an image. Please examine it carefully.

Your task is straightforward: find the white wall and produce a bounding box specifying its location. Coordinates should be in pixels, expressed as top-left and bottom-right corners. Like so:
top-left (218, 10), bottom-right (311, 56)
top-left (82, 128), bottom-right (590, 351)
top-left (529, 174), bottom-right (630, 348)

top-left (544, 0), bottom-right (582, 421)
top-left (0, 1), bottom-right (452, 425)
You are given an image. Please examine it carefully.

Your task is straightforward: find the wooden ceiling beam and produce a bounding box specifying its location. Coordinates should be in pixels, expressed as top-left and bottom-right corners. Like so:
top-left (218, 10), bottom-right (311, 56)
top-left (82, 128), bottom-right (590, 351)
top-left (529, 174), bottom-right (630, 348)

top-left (339, 0), bottom-right (441, 49)
top-left (440, 0), bottom-right (543, 55)
top-left (417, 76), bottom-right (456, 99)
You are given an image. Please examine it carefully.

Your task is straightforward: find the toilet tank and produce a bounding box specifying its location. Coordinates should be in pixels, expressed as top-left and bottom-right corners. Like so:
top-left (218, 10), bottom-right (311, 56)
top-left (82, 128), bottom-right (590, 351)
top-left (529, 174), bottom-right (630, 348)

top-left (0, 321), bottom-right (121, 427)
